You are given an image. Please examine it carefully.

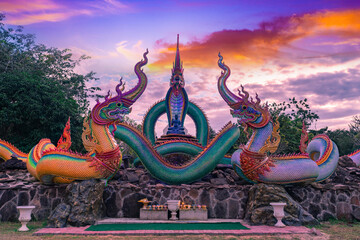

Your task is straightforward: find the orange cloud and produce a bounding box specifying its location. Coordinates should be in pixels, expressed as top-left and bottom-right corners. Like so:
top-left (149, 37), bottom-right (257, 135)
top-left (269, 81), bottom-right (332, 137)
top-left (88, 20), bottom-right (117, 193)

top-left (151, 9), bottom-right (360, 70)
top-left (260, 9), bottom-right (360, 42)
top-left (302, 9), bottom-right (360, 36)
top-left (0, 0), bottom-right (61, 13)
top-left (1, 0), bottom-right (88, 25)
top-left (151, 29), bottom-right (293, 70)
top-left (1, 0), bottom-right (131, 25)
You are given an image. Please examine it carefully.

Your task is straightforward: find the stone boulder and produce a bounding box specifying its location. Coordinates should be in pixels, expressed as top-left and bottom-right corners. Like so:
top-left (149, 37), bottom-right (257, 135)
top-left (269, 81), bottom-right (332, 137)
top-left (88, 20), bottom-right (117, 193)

top-left (338, 156), bottom-right (357, 168)
top-left (0, 156), bottom-right (26, 171)
top-left (48, 203), bottom-right (71, 228)
top-left (336, 202), bottom-right (353, 222)
top-left (246, 183), bottom-right (319, 226)
top-left (47, 179), bottom-right (105, 227)
top-left (66, 179), bottom-right (105, 226)
top-left (326, 156), bottom-right (360, 185)
top-left (353, 205), bottom-right (360, 221)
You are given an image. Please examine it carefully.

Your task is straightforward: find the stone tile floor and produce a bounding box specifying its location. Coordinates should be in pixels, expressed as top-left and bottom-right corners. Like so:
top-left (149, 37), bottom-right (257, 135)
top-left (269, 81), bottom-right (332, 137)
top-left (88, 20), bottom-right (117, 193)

top-left (34, 218), bottom-right (313, 236)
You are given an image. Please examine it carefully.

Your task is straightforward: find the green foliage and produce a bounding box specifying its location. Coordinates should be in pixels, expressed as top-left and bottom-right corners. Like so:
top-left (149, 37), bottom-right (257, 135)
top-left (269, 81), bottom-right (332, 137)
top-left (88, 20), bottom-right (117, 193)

top-left (117, 116), bottom-right (142, 162)
top-left (325, 116), bottom-right (360, 156)
top-left (227, 127), bottom-right (252, 155)
top-left (0, 14), bottom-right (100, 152)
top-left (349, 115), bottom-right (360, 140)
top-left (209, 127), bottom-right (216, 140)
top-left (309, 115), bottom-right (360, 156)
top-left (270, 98), bottom-right (360, 156)
top-left (225, 97), bottom-right (318, 155)
top-left (269, 98), bottom-right (319, 154)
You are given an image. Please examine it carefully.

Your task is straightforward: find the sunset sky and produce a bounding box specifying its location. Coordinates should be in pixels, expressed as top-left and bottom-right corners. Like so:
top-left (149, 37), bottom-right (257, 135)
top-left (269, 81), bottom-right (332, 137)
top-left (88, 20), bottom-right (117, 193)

top-left (2, 0), bottom-right (360, 136)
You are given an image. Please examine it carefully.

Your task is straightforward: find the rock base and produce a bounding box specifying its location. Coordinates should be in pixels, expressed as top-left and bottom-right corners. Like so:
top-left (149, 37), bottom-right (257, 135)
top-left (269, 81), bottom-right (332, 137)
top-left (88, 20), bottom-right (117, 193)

top-left (246, 184), bottom-right (319, 226)
top-left (48, 179), bottom-right (105, 227)
top-left (1, 157), bottom-right (360, 225)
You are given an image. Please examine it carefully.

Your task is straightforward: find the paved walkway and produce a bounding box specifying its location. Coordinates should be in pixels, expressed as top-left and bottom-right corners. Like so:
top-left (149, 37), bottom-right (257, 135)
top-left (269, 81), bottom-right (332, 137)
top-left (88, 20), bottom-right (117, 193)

top-left (34, 218), bottom-right (314, 236)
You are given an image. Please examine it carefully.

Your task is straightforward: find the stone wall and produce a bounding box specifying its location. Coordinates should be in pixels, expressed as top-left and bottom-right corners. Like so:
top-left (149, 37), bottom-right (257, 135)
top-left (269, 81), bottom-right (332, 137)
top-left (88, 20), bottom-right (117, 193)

top-left (0, 171), bottom-right (66, 221)
top-left (0, 167), bottom-right (251, 222)
top-left (284, 156), bottom-right (360, 222)
top-left (103, 180), bottom-right (250, 219)
top-left (1, 156), bottom-right (360, 223)
top-left (286, 183), bottom-right (360, 221)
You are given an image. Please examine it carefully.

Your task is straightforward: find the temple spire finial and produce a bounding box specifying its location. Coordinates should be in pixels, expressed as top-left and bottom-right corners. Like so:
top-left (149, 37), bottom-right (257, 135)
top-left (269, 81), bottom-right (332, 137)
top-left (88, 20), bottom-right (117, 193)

top-left (174, 34), bottom-right (182, 71)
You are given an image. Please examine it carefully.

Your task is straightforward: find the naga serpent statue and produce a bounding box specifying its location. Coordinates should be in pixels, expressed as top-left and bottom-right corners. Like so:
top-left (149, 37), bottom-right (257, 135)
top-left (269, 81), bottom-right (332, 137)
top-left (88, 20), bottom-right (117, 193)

top-left (165, 34), bottom-right (188, 135)
top-left (0, 45), bottom-right (239, 185)
top-left (113, 36), bottom-right (239, 184)
top-left (0, 50), bottom-right (150, 184)
top-left (0, 37), bottom-right (350, 186)
top-left (134, 34), bottom-right (233, 168)
top-left (142, 35), bottom-right (210, 147)
top-left (217, 53), bottom-right (340, 184)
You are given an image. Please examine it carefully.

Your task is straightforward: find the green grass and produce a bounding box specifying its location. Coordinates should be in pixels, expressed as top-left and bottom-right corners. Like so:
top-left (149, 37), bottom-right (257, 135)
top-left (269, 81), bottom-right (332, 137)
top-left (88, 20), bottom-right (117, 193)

top-left (308, 218), bottom-right (360, 239)
top-left (86, 222), bottom-right (249, 231)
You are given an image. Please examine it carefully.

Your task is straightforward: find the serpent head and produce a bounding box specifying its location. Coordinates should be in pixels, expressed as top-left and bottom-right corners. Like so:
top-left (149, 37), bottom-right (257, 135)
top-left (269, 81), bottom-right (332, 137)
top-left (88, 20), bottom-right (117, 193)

top-left (90, 50), bottom-right (148, 125)
top-left (229, 86), bottom-right (263, 125)
top-left (218, 53), bottom-right (270, 128)
top-left (91, 79), bottom-right (133, 125)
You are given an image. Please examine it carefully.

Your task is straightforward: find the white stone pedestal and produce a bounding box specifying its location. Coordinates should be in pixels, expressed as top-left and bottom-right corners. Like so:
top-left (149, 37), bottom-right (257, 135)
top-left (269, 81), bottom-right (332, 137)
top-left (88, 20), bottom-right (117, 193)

top-left (179, 209), bottom-right (208, 220)
top-left (139, 209), bottom-right (168, 220)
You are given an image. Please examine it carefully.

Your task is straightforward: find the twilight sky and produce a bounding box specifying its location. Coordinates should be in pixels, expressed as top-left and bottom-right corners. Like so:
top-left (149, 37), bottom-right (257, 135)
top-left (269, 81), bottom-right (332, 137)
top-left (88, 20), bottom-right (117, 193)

top-left (2, 0), bottom-right (360, 136)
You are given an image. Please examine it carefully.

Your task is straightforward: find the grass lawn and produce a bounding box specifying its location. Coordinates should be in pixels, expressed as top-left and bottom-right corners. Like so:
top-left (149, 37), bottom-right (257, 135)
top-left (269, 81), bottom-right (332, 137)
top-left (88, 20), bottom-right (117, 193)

top-left (312, 219), bottom-right (360, 240)
top-left (0, 220), bottom-right (359, 240)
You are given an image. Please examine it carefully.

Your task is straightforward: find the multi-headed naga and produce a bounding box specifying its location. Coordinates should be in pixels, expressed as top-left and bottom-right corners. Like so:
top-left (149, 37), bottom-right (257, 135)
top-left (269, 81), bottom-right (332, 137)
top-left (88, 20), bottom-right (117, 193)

top-left (0, 39), bottom-right (350, 186)
top-left (217, 53), bottom-right (340, 184)
top-left (0, 45), bottom-right (240, 185)
top-left (0, 50), bottom-right (149, 184)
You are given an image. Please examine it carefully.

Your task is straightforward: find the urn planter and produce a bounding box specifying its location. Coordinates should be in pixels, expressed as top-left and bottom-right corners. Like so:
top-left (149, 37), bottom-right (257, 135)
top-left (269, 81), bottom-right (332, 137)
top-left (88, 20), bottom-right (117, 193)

top-left (270, 202), bottom-right (286, 227)
top-left (17, 206), bottom-right (35, 231)
top-left (167, 200), bottom-right (180, 220)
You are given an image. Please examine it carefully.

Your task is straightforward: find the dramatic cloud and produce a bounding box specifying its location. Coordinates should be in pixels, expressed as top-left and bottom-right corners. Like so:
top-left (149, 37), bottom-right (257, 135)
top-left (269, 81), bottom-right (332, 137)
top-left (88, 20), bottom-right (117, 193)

top-left (151, 28), bottom-right (290, 69)
top-left (243, 67), bottom-right (360, 103)
top-left (3, 2), bottom-right (358, 132)
top-left (150, 9), bottom-right (360, 69)
top-left (298, 9), bottom-right (360, 38)
top-left (236, 67), bottom-right (360, 130)
top-left (1, 0), bottom-right (131, 25)
top-left (0, 0), bottom-right (61, 13)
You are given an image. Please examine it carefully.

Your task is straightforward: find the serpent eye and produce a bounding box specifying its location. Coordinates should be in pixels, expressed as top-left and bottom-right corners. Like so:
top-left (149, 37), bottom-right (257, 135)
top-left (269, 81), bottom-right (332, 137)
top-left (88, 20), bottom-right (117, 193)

top-left (117, 103), bottom-right (121, 107)
top-left (242, 105), bottom-right (247, 110)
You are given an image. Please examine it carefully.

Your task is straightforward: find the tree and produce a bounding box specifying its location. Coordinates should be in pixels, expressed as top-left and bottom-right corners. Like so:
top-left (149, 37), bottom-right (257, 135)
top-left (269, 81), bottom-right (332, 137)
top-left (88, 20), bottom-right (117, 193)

top-left (117, 116), bottom-right (142, 162)
top-left (0, 14), bottom-right (100, 152)
top-left (349, 115), bottom-right (360, 142)
top-left (270, 99), bottom-right (360, 156)
top-left (325, 129), bottom-right (359, 156)
top-left (323, 116), bottom-right (360, 156)
top-left (269, 98), bottom-right (319, 154)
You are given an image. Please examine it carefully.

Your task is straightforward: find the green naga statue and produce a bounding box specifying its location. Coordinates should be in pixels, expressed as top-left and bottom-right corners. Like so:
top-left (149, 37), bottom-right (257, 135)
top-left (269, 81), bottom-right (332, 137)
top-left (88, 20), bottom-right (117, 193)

top-left (142, 35), bottom-right (210, 147)
top-left (165, 34), bottom-right (188, 135)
